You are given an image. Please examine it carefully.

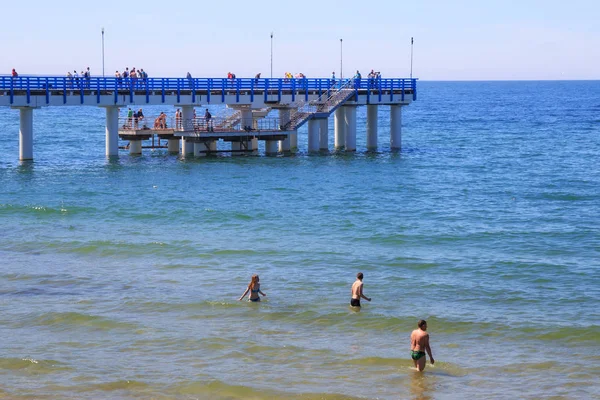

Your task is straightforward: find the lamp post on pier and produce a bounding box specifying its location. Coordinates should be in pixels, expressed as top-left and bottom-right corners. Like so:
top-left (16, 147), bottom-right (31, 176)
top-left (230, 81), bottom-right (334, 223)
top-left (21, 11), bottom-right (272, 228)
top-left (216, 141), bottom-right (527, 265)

top-left (101, 27), bottom-right (105, 77)
top-left (340, 38), bottom-right (343, 81)
top-left (270, 32), bottom-right (273, 79)
top-left (410, 37), bottom-right (414, 79)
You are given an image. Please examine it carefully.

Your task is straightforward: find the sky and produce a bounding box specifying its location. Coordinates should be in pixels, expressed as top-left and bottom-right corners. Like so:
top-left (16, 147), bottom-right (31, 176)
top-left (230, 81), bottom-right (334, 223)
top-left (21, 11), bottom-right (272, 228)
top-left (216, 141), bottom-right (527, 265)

top-left (1, 0), bottom-right (598, 80)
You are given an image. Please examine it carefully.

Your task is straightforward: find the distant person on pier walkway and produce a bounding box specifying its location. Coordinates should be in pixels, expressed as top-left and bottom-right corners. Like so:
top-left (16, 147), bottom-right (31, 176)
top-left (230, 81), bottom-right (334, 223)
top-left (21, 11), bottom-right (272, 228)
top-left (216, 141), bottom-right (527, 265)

top-left (239, 274), bottom-right (266, 302)
top-left (354, 70), bottom-right (361, 88)
top-left (175, 109), bottom-right (182, 129)
top-left (73, 70), bottom-right (79, 89)
top-left (204, 108), bottom-right (212, 131)
top-left (127, 108), bottom-right (134, 129)
top-left (350, 272), bottom-right (371, 308)
top-left (186, 72), bottom-right (193, 89)
top-left (410, 320), bottom-right (434, 371)
top-left (331, 71), bottom-right (336, 86)
top-left (254, 73), bottom-right (261, 84)
top-left (136, 108), bottom-right (145, 129)
top-left (11, 69), bottom-right (18, 79)
top-left (85, 67), bottom-right (91, 88)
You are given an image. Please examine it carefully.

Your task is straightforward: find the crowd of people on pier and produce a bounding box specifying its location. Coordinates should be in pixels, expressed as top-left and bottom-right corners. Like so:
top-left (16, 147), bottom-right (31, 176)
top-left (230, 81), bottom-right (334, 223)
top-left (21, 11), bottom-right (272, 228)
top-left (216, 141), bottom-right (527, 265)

top-left (64, 67), bottom-right (92, 89)
top-left (239, 272), bottom-right (435, 372)
top-left (114, 67), bottom-right (148, 88)
top-left (122, 107), bottom-right (215, 132)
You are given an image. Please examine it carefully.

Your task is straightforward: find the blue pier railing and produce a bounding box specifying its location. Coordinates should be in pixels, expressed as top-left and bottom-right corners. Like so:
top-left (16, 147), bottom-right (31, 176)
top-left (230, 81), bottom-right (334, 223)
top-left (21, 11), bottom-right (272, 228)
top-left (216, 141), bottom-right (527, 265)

top-left (0, 76), bottom-right (417, 105)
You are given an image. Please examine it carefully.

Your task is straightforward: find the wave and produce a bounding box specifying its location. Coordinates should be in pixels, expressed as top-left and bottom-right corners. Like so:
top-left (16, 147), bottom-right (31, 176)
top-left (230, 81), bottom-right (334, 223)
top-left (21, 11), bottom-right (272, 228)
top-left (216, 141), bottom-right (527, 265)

top-left (28, 312), bottom-right (139, 331)
top-left (168, 379), bottom-right (366, 400)
top-left (0, 357), bottom-right (72, 373)
top-left (0, 203), bottom-right (96, 216)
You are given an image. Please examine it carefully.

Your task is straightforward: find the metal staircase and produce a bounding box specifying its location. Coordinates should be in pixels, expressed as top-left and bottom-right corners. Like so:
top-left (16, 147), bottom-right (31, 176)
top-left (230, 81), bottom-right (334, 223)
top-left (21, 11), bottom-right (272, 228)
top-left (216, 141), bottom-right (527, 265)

top-left (283, 79), bottom-right (355, 130)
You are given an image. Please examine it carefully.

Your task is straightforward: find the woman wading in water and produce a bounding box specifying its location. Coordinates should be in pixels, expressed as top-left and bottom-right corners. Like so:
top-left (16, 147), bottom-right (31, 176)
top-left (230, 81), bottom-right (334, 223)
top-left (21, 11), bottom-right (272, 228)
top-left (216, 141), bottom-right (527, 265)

top-left (238, 274), bottom-right (266, 302)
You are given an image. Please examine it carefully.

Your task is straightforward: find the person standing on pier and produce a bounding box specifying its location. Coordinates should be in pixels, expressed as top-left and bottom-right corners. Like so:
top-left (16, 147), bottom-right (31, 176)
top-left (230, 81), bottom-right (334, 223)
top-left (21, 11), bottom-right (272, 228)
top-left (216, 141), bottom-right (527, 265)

top-left (204, 108), bottom-right (212, 131)
top-left (410, 320), bottom-right (435, 372)
top-left (127, 108), bottom-right (134, 129)
top-left (73, 70), bottom-right (79, 89)
top-left (354, 70), bottom-right (362, 88)
top-left (175, 109), bottom-right (182, 130)
top-left (85, 67), bottom-right (91, 88)
top-left (350, 272), bottom-right (371, 308)
top-left (11, 68), bottom-right (18, 78)
top-left (239, 274), bottom-right (266, 302)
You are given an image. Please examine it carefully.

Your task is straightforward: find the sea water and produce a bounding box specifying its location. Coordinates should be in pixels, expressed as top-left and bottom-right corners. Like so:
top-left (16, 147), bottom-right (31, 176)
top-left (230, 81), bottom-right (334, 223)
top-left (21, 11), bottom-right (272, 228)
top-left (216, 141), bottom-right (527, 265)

top-left (0, 81), bottom-right (599, 399)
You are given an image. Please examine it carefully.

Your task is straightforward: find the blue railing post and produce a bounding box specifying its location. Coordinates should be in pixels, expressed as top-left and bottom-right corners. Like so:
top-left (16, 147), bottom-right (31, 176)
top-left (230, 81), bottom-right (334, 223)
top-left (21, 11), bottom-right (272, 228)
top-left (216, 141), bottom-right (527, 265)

top-left (96, 78), bottom-right (100, 104)
top-left (390, 79), bottom-right (394, 102)
top-left (221, 78), bottom-right (225, 103)
top-left (291, 79), bottom-right (296, 102)
top-left (250, 78), bottom-right (254, 102)
top-left (114, 78), bottom-right (118, 104)
top-left (129, 78), bottom-right (134, 103)
top-left (145, 78), bottom-right (149, 103)
top-left (192, 78), bottom-right (196, 103)
top-left (176, 79), bottom-right (181, 103)
top-left (45, 77), bottom-right (50, 104)
top-left (412, 78), bottom-right (417, 101)
top-left (401, 79), bottom-right (405, 102)
top-left (264, 79), bottom-right (269, 103)
top-left (161, 79), bottom-right (165, 103)
top-left (26, 77), bottom-right (30, 104)
top-left (236, 78), bottom-right (240, 103)
top-left (304, 79), bottom-right (308, 101)
top-left (278, 79), bottom-right (282, 102)
top-left (207, 79), bottom-right (211, 103)
top-left (9, 76), bottom-right (14, 104)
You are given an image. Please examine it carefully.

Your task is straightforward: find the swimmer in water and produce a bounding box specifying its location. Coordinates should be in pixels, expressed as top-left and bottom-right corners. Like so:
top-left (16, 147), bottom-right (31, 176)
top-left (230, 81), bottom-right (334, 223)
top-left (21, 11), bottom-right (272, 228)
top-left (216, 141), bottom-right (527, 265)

top-left (410, 319), bottom-right (435, 371)
top-left (238, 274), bottom-right (266, 302)
top-left (350, 272), bottom-right (371, 307)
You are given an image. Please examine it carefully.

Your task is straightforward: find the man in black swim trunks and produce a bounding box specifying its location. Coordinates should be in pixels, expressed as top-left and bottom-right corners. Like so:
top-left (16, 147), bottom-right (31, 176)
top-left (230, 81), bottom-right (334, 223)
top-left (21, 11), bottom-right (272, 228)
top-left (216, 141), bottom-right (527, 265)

top-left (350, 272), bottom-right (371, 307)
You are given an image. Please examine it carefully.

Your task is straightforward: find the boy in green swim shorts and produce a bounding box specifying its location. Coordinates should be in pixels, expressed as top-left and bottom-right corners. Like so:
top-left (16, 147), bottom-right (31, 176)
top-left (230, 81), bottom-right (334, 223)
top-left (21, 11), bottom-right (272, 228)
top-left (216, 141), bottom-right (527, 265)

top-left (410, 319), bottom-right (434, 371)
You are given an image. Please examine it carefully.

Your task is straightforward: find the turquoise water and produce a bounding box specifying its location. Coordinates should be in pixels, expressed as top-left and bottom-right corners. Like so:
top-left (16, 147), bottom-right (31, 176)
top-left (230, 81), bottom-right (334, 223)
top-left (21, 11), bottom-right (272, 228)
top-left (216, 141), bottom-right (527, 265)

top-left (0, 81), bottom-right (599, 399)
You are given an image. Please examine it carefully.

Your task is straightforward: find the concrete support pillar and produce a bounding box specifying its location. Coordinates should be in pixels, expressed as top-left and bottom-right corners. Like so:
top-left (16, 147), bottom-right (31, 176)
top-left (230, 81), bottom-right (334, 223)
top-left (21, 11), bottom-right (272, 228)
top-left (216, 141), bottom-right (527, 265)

top-left (129, 140), bottom-right (142, 155)
top-left (265, 140), bottom-right (279, 155)
top-left (240, 109), bottom-right (253, 130)
top-left (19, 108), bottom-right (34, 161)
top-left (248, 137), bottom-right (259, 155)
top-left (344, 106), bottom-right (357, 152)
top-left (181, 106), bottom-right (194, 155)
top-left (289, 132), bottom-right (298, 152)
top-left (105, 106), bottom-right (119, 157)
top-left (167, 138), bottom-right (180, 153)
top-left (390, 105), bottom-right (402, 151)
top-left (289, 108), bottom-right (298, 151)
top-left (278, 109), bottom-right (291, 152)
top-left (231, 141), bottom-right (241, 155)
top-left (308, 119), bottom-right (320, 153)
top-left (208, 141), bottom-right (217, 152)
top-left (334, 107), bottom-right (346, 150)
top-left (194, 142), bottom-right (208, 157)
top-left (366, 105), bottom-right (379, 151)
top-left (319, 118), bottom-right (329, 151)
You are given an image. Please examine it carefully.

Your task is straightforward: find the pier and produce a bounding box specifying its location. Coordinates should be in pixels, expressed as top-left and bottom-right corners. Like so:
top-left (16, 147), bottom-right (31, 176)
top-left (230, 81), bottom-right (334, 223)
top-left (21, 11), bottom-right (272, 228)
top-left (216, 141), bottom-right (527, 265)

top-left (0, 75), bottom-right (417, 160)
